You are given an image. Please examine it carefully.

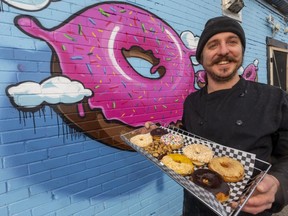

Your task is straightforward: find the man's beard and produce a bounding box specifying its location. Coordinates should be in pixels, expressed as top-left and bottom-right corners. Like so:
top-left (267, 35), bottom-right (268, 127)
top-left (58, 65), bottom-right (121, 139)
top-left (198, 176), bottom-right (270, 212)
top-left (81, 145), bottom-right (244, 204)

top-left (206, 55), bottom-right (242, 82)
top-left (207, 68), bottom-right (239, 82)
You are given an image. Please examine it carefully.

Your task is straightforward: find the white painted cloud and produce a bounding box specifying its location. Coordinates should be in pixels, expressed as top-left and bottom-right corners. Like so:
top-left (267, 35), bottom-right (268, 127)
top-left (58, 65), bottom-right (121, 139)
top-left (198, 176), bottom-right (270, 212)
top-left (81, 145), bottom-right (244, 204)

top-left (3, 0), bottom-right (58, 11)
top-left (180, 31), bottom-right (199, 50)
top-left (7, 76), bottom-right (92, 108)
top-left (180, 31), bottom-right (200, 65)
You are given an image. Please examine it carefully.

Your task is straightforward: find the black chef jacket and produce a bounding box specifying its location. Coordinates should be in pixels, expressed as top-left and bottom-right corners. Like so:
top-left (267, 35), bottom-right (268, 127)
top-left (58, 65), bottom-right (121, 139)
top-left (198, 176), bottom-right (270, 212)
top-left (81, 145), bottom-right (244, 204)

top-left (182, 77), bottom-right (288, 216)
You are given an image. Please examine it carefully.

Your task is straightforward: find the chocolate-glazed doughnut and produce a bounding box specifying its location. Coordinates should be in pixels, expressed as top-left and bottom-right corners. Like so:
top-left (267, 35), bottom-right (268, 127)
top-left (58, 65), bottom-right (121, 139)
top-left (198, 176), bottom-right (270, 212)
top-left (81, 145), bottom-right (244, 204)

top-left (191, 169), bottom-right (230, 203)
top-left (150, 127), bottom-right (169, 141)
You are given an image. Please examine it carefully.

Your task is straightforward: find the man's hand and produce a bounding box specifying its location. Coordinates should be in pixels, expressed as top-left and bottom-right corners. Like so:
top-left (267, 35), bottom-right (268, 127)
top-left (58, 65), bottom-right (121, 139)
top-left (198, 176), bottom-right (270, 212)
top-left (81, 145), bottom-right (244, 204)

top-left (144, 121), bottom-right (157, 129)
top-left (232, 174), bottom-right (279, 214)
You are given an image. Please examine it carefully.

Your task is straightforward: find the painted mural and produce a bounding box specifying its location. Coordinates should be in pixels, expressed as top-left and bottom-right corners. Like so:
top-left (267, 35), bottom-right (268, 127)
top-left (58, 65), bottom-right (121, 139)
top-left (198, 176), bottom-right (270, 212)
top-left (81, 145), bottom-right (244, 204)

top-left (5, 1), bottom-right (258, 150)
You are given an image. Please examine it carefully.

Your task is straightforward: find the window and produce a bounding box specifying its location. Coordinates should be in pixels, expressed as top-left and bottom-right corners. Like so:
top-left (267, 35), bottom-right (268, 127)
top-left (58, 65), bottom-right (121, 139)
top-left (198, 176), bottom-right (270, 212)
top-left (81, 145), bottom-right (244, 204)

top-left (267, 37), bottom-right (288, 91)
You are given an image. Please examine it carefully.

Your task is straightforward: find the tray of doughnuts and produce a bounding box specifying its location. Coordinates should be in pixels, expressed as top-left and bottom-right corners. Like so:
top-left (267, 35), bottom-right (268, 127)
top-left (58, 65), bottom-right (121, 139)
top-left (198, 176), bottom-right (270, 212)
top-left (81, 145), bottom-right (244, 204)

top-left (120, 125), bottom-right (271, 216)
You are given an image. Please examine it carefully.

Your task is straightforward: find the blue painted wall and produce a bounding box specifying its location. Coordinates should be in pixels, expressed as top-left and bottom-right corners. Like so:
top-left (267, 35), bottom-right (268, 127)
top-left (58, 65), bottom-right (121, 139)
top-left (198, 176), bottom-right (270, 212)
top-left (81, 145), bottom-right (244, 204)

top-left (0, 0), bottom-right (287, 215)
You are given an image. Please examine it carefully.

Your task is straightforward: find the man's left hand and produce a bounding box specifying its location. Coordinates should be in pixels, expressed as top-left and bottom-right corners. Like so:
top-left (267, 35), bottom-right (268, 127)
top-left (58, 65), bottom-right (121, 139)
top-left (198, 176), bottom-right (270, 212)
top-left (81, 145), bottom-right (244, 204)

top-left (232, 174), bottom-right (279, 214)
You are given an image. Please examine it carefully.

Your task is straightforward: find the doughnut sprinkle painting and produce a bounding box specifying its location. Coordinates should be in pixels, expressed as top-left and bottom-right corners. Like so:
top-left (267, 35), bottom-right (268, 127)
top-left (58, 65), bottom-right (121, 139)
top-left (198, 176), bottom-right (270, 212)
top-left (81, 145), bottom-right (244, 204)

top-left (7, 2), bottom-right (258, 150)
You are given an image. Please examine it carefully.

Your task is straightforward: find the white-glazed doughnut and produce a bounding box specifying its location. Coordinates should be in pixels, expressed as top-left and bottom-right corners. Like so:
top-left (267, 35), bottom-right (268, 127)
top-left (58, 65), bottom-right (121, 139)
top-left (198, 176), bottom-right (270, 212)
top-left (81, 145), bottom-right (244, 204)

top-left (182, 144), bottom-right (214, 166)
top-left (130, 133), bottom-right (153, 147)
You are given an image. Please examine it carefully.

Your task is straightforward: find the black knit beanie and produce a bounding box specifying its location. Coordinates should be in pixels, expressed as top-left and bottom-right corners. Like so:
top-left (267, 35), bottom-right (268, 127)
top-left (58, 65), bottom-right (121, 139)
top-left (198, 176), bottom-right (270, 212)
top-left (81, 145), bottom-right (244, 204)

top-left (196, 16), bottom-right (246, 62)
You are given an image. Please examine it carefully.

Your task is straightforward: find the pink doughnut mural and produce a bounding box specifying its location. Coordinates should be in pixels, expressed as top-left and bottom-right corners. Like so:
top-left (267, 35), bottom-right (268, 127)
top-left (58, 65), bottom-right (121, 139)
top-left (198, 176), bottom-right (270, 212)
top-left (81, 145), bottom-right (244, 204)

top-left (7, 2), bottom-right (258, 150)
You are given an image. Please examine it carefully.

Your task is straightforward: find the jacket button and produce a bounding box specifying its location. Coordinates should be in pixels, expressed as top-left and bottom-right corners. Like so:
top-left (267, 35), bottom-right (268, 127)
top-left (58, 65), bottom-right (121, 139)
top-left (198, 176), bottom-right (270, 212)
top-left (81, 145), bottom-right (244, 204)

top-left (236, 120), bottom-right (243, 125)
top-left (239, 90), bottom-right (247, 97)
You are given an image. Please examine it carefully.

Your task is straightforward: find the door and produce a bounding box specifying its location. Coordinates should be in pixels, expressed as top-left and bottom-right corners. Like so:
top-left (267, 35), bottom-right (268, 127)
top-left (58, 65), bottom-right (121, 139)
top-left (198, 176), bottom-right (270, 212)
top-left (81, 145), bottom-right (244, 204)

top-left (267, 38), bottom-right (288, 92)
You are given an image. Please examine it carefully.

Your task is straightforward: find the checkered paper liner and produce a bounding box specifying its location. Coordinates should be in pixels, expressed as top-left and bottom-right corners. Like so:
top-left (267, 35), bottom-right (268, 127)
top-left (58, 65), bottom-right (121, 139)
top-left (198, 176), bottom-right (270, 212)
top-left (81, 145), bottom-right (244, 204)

top-left (120, 126), bottom-right (271, 216)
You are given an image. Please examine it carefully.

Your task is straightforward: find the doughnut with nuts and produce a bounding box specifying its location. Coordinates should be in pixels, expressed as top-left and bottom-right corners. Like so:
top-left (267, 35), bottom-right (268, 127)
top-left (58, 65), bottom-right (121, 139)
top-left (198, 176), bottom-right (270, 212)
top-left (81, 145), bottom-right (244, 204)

top-left (143, 141), bottom-right (173, 159)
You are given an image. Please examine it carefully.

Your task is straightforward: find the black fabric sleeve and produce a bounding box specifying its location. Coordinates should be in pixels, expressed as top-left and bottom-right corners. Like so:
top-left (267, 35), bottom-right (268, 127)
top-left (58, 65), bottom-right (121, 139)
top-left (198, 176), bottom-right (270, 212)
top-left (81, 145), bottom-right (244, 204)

top-left (268, 93), bottom-right (288, 213)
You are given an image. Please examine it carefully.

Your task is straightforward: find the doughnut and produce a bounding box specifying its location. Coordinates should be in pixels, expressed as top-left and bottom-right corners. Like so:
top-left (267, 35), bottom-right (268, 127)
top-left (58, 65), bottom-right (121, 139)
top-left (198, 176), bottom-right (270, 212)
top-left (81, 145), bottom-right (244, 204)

top-left (160, 133), bottom-right (184, 150)
top-left (241, 59), bottom-right (258, 82)
top-left (208, 156), bottom-right (245, 182)
top-left (143, 140), bottom-right (173, 159)
top-left (195, 70), bottom-right (207, 88)
top-left (130, 133), bottom-right (153, 147)
top-left (191, 169), bottom-right (230, 203)
top-left (150, 127), bottom-right (169, 141)
top-left (182, 144), bottom-right (214, 166)
top-left (15, 2), bottom-right (196, 130)
top-left (161, 154), bottom-right (194, 176)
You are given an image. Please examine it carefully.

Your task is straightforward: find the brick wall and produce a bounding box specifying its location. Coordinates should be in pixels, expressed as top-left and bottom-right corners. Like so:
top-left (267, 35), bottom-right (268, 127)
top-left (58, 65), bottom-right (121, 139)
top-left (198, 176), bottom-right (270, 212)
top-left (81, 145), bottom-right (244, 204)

top-left (0, 0), bottom-right (287, 216)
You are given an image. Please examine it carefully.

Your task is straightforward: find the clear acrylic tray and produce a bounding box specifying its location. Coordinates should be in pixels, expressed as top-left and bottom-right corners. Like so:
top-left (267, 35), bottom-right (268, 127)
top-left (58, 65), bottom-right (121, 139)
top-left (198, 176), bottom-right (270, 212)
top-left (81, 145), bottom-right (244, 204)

top-left (120, 125), bottom-right (271, 216)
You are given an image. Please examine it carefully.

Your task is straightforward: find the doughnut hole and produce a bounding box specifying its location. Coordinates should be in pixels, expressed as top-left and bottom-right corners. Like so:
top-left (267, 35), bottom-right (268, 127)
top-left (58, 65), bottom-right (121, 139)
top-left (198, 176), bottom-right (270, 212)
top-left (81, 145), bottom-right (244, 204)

top-left (122, 46), bottom-right (166, 78)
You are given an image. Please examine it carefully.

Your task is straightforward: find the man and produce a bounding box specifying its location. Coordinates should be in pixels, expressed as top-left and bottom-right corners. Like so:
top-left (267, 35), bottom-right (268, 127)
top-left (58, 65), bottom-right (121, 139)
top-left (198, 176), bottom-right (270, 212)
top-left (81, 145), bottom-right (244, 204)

top-left (181, 16), bottom-right (288, 215)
